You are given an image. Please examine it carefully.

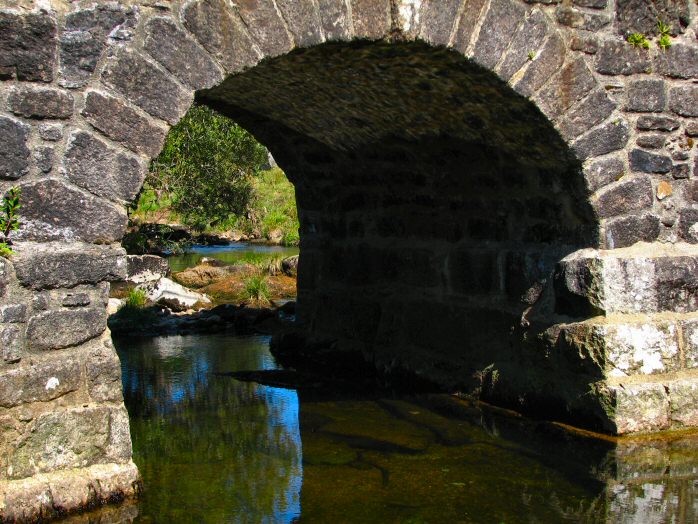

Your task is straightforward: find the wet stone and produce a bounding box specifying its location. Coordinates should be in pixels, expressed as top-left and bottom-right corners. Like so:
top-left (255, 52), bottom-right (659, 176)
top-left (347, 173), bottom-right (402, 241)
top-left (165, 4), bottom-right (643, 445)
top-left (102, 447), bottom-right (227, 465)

top-left (669, 85), bottom-right (698, 117)
top-left (629, 149), bottom-right (672, 173)
top-left (26, 308), bottom-right (107, 351)
top-left (636, 115), bottom-right (679, 131)
top-left (625, 79), bottom-right (665, 112)
top-left (593, 175), bottom-right (653, 218)
top-left (0, 12), bottom-right (57, 82)
top-left (596, 40), bottom-right (651, 75)
top-left (573, 119), bottom-right (629, 160)
top-left (101, 49), bottom-right (192, 125)
top-left (604, 213), bottom-right (660, 248)
top-left (0, 116), bottom-right (30, 180)
top-left (585, 155), bottom-right (624, 192)
top-left (144, 17), bottom-right (222, 90)
top-left (635, 135), bottom-right (665, 150)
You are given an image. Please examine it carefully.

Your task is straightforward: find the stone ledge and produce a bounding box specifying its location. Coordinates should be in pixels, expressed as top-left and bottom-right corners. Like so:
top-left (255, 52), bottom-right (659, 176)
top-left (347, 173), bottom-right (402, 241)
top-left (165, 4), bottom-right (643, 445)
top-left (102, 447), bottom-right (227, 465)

top-left (0, 462), bottom-right (140, 523)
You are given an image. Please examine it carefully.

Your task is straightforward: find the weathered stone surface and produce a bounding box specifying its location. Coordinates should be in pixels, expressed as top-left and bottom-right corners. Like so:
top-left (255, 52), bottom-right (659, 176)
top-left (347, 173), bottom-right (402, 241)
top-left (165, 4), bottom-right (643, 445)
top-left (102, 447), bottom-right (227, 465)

top-left (668, 380), bottom-right (698, 427)
top-left (616, 0), bottom-right (689, 37)
top-left (636, 115), bottom-right (679, 131)
top-left (0, 12), bottom-right (56, 82)
top-left (513, 33), bottom-right (566, 97)
top-left (17, 179), bottom-right (127, 243)
top-left (655, 44), bottom-right (698, 79)
top-left (126, 254), bottom-right (170, 284)
top-left (635, 134), bottom-right (665, 149)
top-left (33, 146), bottom-right (54, 173)
top-left (496, 9), bottom-right (548, 80)
top-left (418, 0), bottom-right (462, 46)
top-left (593, 176), bottom-right (653, 219)
top-left (603, 213), bottom-right (660, 248)
top-left (234, 0), bottom-right (294, 56)
top-left (452, 0), bottom-right (489, 52)
top-left (82, 90), bottom-right (166, 158)
top-left (59, 4), bottom-right (138, 88)
top-left (682, 320), bottom-right (698, 369)
top-left (101, 49), bottom-right (192, 125)
top-left (0, 258), bottom-right (7, 298)
top-left (678, 208), bottom-right (698, 243)
top-left (0, 325), bottom-right (23, 364)
top-left (12, 242), bottom-right (126, 290)
top-left (9, 406), bottom-right (132, 478)
top-left (686, 121), bottom-right (698, 137)
top-left (596, 40), bottom-right (651, 75)
top-left (472, 0), bottom-right (525, 69)
top-left (144, 17), bottom-right (223, 90)
top-left (276, 0), bottom-right (324, 47)
top-left (0, 304), bottom-right (27, 323)
top-left (556, 6), bottom-right (610, 31)
top-left (672, 163), bottom-right (689, 180)
top-left (625, 79), bottom-right (665, 112)
top-left (536, 58), bottom-right (596, 120)
top-left (26, 308), bottom-right (106, 351)
top-left (574, 0), bottom-right (607, 7)
top-left (7, 86), bottom-right (73, 119)
top-left (0, 116), bottom-right (30, 180)
top-left (182, 0), bottom-right (260, 73)
top-left (86, 340), bottom-right (123, 403)
top-left (317, 0), bottom-right (352, 41)
top-left (610, 382), bottom-right (670, 434)
top-left (570, 34), bottom-right (598, 54)
top-left (0, 357), bottom-right (80, 408)
top-left (669, 85), bottom-right (698, 117)
top-left (351, 0), bottom-right (391, 40)
top-left (558, 90), bottom-right (616, 140)
top-left (38, 123), bottom-right (62, 142)
top-left (139, 277), bottom-right (211, 311)
top-left (573, 119), bottom-right (630, 160)
top-left (63, 130), bottom-right (146, 203)
top-left (629, 149), bottom-right (672, 174)
top-left (585, 155), bottom-right (624, 192)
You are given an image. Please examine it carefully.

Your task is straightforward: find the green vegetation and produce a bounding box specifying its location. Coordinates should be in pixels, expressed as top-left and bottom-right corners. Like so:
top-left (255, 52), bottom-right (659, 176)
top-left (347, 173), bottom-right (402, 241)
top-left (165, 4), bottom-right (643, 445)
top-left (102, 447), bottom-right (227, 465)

top-left (627, 32), bottom-right (650, 49)
top-left (141, 104), bottom-right (267, 231)
top-left (131, 105), bottom-right (299, 247)
top-left (657, 20), bottom-right (672, 49)
top-left (0, 186), bottom-right (21, 257)
top-left (125, 288), bottom-right (148, 309)
top-left (527, 51), bottom-right (536, 61)
top-left (242, 272), bottom-right (271, 306)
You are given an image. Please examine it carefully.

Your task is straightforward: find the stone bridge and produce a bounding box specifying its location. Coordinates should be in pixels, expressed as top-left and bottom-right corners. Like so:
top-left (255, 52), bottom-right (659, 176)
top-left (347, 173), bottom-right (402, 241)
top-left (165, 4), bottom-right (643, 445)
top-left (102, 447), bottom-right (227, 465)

top-left (0, 0), bottom-right (697, 519)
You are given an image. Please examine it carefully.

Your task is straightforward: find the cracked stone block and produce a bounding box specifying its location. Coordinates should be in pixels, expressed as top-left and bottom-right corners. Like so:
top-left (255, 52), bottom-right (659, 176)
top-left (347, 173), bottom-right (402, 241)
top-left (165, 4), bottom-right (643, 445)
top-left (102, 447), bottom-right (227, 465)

top-left (0, 116), bottom-right (30, 180)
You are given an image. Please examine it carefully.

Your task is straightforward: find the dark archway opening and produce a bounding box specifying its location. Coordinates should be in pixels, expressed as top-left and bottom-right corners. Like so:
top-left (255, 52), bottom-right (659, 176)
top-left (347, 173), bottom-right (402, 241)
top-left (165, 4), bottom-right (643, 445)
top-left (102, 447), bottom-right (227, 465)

top-left (198, 40), bottom-right (597, 413)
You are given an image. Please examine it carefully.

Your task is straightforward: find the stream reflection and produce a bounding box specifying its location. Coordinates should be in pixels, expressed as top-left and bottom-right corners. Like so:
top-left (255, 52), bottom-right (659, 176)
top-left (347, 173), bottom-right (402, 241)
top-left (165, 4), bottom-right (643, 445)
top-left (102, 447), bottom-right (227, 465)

top-left (104, 333), bottom-right (698, 524)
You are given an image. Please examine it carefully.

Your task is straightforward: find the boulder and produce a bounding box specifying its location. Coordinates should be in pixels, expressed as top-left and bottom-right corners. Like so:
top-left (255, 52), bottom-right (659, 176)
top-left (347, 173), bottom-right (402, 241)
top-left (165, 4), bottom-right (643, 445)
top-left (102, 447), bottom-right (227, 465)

top-left (173, 264), bottom-right (229, 288)
top-left (282, 255), bottom-right (299, 277)
top-left (126, 255), bottom-right (170, 284)
top-left (139, 277), bottom-right (210, 311)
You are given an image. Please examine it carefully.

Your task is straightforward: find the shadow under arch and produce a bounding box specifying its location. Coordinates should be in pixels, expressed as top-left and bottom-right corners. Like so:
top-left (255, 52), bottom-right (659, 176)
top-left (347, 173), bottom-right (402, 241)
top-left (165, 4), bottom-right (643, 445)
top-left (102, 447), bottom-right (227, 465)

top-left (197, 39), bottom-right (602, 426)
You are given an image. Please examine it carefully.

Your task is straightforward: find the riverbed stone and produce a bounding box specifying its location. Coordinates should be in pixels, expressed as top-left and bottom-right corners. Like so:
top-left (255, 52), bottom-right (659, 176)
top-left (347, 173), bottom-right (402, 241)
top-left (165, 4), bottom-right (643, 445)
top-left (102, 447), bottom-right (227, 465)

top-left (16, 179), bottom-right (128, 243)
top-left (126, 255), bottom-right (170, 284)
top-left (7, 86), bottom-right (74, 119)
top-left (0, 116), bottom-right (30, 180)
top-left (144, 17), bottom-right (223, 90)
top-left (26, 308), bottom-right (107, 351)
top-left (629, 149), bottom-right (672, 174)
top-left (63, 130), bottom-right (146, 203)
top-left (59, 4), bottom-right (138, 88)
top-left (12, 242), bottom-right (126, 290)
top-left (101, 49), bottom-right (192, 125)
top-left (0, 12), bottom-right (57, 82)
top-left (596, 40), bottom-right (651, 75)
top-left (626, 79), bottom-right (665, 112)
top-left (82, 90), bottom-right (167, 158)
top-left (669, 85), bottom-right (698, 117)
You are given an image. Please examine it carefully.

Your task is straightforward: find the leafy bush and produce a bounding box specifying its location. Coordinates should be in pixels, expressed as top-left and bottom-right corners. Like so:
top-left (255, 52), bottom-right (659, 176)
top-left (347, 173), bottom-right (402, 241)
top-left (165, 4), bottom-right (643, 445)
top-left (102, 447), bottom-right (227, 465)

top-left (145, 104), bottom-right (268, 231)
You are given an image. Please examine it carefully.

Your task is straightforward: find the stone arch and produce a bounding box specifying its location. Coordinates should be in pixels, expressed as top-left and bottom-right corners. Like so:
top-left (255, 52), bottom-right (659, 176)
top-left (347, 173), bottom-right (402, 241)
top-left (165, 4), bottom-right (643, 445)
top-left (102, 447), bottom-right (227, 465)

top-left (2, 0), bottom-right (698, 520)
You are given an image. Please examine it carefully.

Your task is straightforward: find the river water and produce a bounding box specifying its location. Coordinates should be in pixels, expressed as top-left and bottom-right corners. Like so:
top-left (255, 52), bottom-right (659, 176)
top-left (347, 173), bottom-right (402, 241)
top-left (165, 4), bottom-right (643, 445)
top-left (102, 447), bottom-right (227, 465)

top-left (105, 333), bottom-right (698, 524)
top-left (167, 243), bottom-right (299, 273)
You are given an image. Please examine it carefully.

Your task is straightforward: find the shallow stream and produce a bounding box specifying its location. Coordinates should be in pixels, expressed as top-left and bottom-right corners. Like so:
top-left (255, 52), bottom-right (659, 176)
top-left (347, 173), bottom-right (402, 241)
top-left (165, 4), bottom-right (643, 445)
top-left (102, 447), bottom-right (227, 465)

top-left (167, 243), bottom-right (299, 273)
top-left (89, 333), bottom-right (698, 523)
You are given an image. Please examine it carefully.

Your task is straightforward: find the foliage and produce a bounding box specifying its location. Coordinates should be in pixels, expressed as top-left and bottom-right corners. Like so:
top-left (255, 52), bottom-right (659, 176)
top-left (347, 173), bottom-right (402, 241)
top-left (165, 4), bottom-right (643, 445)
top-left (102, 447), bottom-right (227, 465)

top-left (146, 104), bottom-right (268, 231)
top-left (1, 186), bottom-right (21, 245)
top-left (657, 20), bottom-right (672, 49)
top-left (243, 272), bottom-right (271, 306)
top-left (627, 33), bottom-right (650, 49)
top-left (658, 34), bottom-right (672, 49)
top-left (122, 224), bottom-right (193, 255)
top-left (125, 288), bottom-right (148, 309)
top-left (0, 242), bottom-right (14, 258)
top-left (527, 51), bottom-right (536, 61)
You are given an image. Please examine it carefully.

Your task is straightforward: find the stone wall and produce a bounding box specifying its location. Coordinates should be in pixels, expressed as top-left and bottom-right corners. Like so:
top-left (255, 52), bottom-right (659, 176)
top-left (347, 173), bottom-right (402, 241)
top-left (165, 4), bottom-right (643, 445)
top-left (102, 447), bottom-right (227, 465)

top-left (0, 0), bottom-right (697, 520)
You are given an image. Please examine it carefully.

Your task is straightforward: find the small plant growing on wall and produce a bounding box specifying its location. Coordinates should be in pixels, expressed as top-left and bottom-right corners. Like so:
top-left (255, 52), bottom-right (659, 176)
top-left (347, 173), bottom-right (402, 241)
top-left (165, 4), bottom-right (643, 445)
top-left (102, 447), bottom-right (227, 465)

top-left (627, 33), bottom-right (650, 49)
top-left (0, 186), bottom-right (21, 257)
top-left (657, 20), bottom-right (672, 49)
